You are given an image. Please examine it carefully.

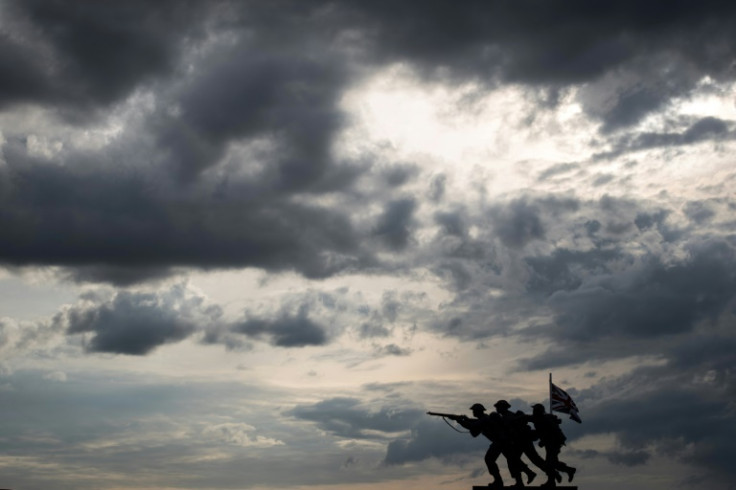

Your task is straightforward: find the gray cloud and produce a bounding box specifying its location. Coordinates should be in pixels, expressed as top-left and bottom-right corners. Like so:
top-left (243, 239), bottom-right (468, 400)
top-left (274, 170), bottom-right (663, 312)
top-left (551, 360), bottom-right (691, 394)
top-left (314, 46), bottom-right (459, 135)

top-left (492, 198), bottom-right (546, 248)
top-left (0, 1), bottom-right (368, 285)
top-left (375, 343), bottom-right (412, 357)
top-left (288, 397), bottom-right (423, 440)
top-left (3, 1), bottom-right (736, 132)
top-left (524, 248), bottom-right (621, 295)
top-left (606, 450), bottom-right (651, 467)
top-left (0, 151), bottom-right (369, 282)
top-left (595, 116), bottom-right (733, 160)
top-left (345, 1), bottom-right (736, 130)
top-left (160, 48), bottom-right (349, 184)
top-left (2, 1), bottom-right (736, 287)
top-left (385, 420), bottom-right (489, 465)
top-left (373, 198), bottom-right (417, 251)
top-left (546, 239), bottom-right (735, 342)
top-left (568, 358), bottom-right (736, 483)
top-left (537, 162), bottom-right (580, 181)
top-left (0, 369), bottom-right (300, 490)
top-left (234, 311), bottom-right (327, 348)
top-left (569, 448), bottom-right (651, 467)
top-left (434, 210), bottom-right (468, 238)
top-left (1, 0), bottom-right (205, 115)
top-left (58, 285), bottom-right (215, 355)
top-left (683, 200), bottom-right (718, 225)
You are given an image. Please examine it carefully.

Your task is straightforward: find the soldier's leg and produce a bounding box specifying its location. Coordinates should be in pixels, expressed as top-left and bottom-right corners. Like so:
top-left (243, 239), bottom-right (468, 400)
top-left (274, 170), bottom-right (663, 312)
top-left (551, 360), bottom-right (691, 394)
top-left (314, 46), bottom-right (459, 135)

top-left (523, 441), bottom-right (547, 472)
top-left (520, 442), bottom-right (546, 483)
top-left (554, 459), bottom-right (576, 482)
top-left (502, 445), bottom-right (525, 487)
top-left (542, 445), bottom-right (561, 487)
top-left (484, 443), bottom-right (504, 487)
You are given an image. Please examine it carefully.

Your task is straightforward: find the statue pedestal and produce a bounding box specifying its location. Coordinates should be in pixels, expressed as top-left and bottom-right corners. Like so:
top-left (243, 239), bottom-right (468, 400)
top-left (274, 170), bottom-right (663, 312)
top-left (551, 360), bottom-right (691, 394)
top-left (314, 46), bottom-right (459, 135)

top-left (472, 487), bottom-right (578, 489)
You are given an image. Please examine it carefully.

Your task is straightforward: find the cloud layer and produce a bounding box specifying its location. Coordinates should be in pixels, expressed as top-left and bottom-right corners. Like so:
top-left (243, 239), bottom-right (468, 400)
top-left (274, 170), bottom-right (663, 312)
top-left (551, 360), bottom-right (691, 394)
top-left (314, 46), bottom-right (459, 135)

top-left (1, 1), bottom-right (735, 489)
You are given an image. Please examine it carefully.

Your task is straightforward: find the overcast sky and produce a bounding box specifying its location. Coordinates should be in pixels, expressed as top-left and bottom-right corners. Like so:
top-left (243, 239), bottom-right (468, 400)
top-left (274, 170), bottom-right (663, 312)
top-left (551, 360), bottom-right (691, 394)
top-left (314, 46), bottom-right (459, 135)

top-left (1, 1), bottom-right (735, 489)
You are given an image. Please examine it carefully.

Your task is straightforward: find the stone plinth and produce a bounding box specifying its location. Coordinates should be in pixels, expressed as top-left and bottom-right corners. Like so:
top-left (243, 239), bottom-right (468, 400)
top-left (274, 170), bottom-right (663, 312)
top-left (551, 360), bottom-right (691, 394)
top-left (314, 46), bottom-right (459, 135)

top-left (472, 487), bottom-right (578, 489)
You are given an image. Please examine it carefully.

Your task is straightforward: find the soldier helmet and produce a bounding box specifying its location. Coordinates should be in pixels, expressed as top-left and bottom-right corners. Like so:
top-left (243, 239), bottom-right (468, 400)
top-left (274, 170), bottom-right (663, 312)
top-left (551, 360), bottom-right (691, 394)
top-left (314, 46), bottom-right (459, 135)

top-left (531, 403), bottom-right (546, 414)
top-left (494, 399), bottom-right (511, 410)
top-left (469, 403), bottom-right (486, 412)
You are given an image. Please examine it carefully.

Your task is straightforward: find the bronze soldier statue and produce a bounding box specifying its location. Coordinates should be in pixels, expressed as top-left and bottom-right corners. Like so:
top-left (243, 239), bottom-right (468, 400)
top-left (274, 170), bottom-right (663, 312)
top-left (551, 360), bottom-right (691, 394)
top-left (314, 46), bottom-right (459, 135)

top-left (530, 403), bottom-right (576, 487)
top-left (455, 403), bottom-right (527, 488)
top-left (493, 399), bottom-right (547, 484)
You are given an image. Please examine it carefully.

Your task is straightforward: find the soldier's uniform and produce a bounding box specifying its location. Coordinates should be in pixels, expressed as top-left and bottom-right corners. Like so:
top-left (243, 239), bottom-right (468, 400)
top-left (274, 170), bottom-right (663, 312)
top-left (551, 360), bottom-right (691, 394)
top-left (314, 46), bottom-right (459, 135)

top-left (459, 403), bottom-right (524, 488)
top-left (530, 404), bottom-right (576, 487)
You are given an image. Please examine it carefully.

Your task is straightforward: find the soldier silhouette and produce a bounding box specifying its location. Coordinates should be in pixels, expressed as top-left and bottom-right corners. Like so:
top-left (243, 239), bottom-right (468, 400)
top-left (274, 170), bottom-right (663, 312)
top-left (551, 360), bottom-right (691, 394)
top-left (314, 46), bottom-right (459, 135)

top-left (493, 399), bottom-right (547, 484)
top-left (456, 403), bottom-right (526, 488)
top-left (530, 404), bottom-right (576, 487)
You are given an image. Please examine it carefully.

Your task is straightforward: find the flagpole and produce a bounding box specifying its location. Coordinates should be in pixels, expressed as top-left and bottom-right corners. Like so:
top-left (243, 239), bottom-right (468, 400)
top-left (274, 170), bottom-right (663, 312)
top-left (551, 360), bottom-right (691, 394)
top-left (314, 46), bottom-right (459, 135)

top-left (549, 372), bottom-right (552, 414)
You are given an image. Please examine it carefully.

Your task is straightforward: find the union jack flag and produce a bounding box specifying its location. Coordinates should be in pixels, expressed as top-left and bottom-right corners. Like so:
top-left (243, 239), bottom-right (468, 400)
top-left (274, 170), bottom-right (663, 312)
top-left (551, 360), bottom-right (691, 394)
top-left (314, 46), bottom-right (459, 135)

top-left (550, 380), bottom-right (582, 423)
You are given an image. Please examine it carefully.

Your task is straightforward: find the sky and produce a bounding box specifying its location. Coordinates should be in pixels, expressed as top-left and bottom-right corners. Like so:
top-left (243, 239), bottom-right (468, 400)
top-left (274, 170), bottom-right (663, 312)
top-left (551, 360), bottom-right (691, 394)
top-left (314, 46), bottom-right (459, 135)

top-left (1, 1), bottom-right (735, 489)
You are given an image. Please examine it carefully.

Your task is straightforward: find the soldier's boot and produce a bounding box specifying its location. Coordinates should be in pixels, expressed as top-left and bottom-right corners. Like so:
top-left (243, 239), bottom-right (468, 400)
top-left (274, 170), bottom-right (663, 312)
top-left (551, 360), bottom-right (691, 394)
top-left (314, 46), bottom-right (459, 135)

top-left (556, 462), bottom-right (575, 482)
top-left (486, 465), bottom-right (503, 488)
top-left (487, 475), bottom-right (504, 489)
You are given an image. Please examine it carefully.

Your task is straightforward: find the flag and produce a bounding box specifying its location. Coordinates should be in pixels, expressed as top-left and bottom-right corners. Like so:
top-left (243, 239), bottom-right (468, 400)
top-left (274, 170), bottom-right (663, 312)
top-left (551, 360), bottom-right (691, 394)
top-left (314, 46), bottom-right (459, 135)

top-left (550, 380), bottom-right (582, 423)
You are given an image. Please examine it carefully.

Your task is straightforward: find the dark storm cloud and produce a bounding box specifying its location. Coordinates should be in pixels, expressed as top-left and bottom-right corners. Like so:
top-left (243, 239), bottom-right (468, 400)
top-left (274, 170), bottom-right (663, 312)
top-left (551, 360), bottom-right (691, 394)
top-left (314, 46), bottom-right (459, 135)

top-left (2, 1), bottom-right (736, 284)
top-left (524, 248), bottom-right (622, 295)
top-left (0, 0), bottom-right (373, 284)
top-left (1, 0), bottom-right (205, 113)
top-left (288, 397), bottom-right (423, 439)
top-left (491, 198), bottom-right (546, 248)
top-left (344, 1), bottom-right (736, 128)
top-left (568, 354), bottom-right (736, 484)
top-left (434, 210), bottom-right (468, 238)
top-left (2, 0), bottom-right (736, 128)
top-left (233, 311), bottom-right (327, 348)
top-left (373, 198), bottom-right (417, 251)
top-left (518, 237), bottom-right (736, 369)
top-left (546, 239), bottom-right (735, 343)
top-left (380, 164), bottom-right (419, 188)
top-left (427, 192), bottom-right (734, 355)
top-left (60, 265), bottom-right (180, 287)
top-left (57, 286), bottom-right (213, 355)
top-left (55, 285), bottom-right (338, 355)
top-left (0, 149), bottom-right (369, 281)
top-left (204, 288), bottom-right (408, 350)
top-left (160, 48), bottom-right (349, 184)
top-left (491, 195), bottom-right (579, 249)
top-left (427, 205), bottom-right (499, 292)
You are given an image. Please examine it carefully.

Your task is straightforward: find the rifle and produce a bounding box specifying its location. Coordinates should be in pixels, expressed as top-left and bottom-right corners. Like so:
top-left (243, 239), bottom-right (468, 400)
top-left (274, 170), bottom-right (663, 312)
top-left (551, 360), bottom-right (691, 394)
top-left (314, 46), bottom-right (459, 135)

top-left (427, 411), bottom-right (471, 434)
top-left (426, 411), bottom-right (467, 421)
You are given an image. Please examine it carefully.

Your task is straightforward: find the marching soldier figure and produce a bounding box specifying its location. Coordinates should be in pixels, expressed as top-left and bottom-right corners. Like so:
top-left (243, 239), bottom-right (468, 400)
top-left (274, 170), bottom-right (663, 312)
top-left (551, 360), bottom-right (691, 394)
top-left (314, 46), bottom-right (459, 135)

top-left (530, 404), bottom-right (576, 487)
top-left (493, 400), bottom-right (546, 484)
top-left (456, 403), bottom-right (526, 488)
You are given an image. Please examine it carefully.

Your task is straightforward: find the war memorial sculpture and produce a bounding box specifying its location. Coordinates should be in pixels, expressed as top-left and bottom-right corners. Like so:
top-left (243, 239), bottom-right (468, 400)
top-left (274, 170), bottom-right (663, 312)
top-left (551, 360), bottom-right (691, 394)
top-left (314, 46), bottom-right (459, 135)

top-left (428, 375), bottom-right (580, 489)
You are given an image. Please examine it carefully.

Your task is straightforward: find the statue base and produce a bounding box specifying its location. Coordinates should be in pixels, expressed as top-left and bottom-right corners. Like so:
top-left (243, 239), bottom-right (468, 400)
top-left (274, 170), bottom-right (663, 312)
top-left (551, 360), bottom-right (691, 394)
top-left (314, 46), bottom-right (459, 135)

top-left (472, 487), bottom-right (577, 489)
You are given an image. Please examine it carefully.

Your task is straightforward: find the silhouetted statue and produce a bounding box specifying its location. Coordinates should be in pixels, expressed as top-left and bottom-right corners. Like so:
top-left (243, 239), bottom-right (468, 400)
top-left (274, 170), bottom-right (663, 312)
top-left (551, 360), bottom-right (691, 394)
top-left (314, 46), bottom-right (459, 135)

top-left (493, 400), bottom-right (545, 484)
top-left (428, 400), bottom-right (579, 488)
top-left (433, 403), bottom-right (525, 488)
top-left (530, 404), bottom-right (576, 487)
